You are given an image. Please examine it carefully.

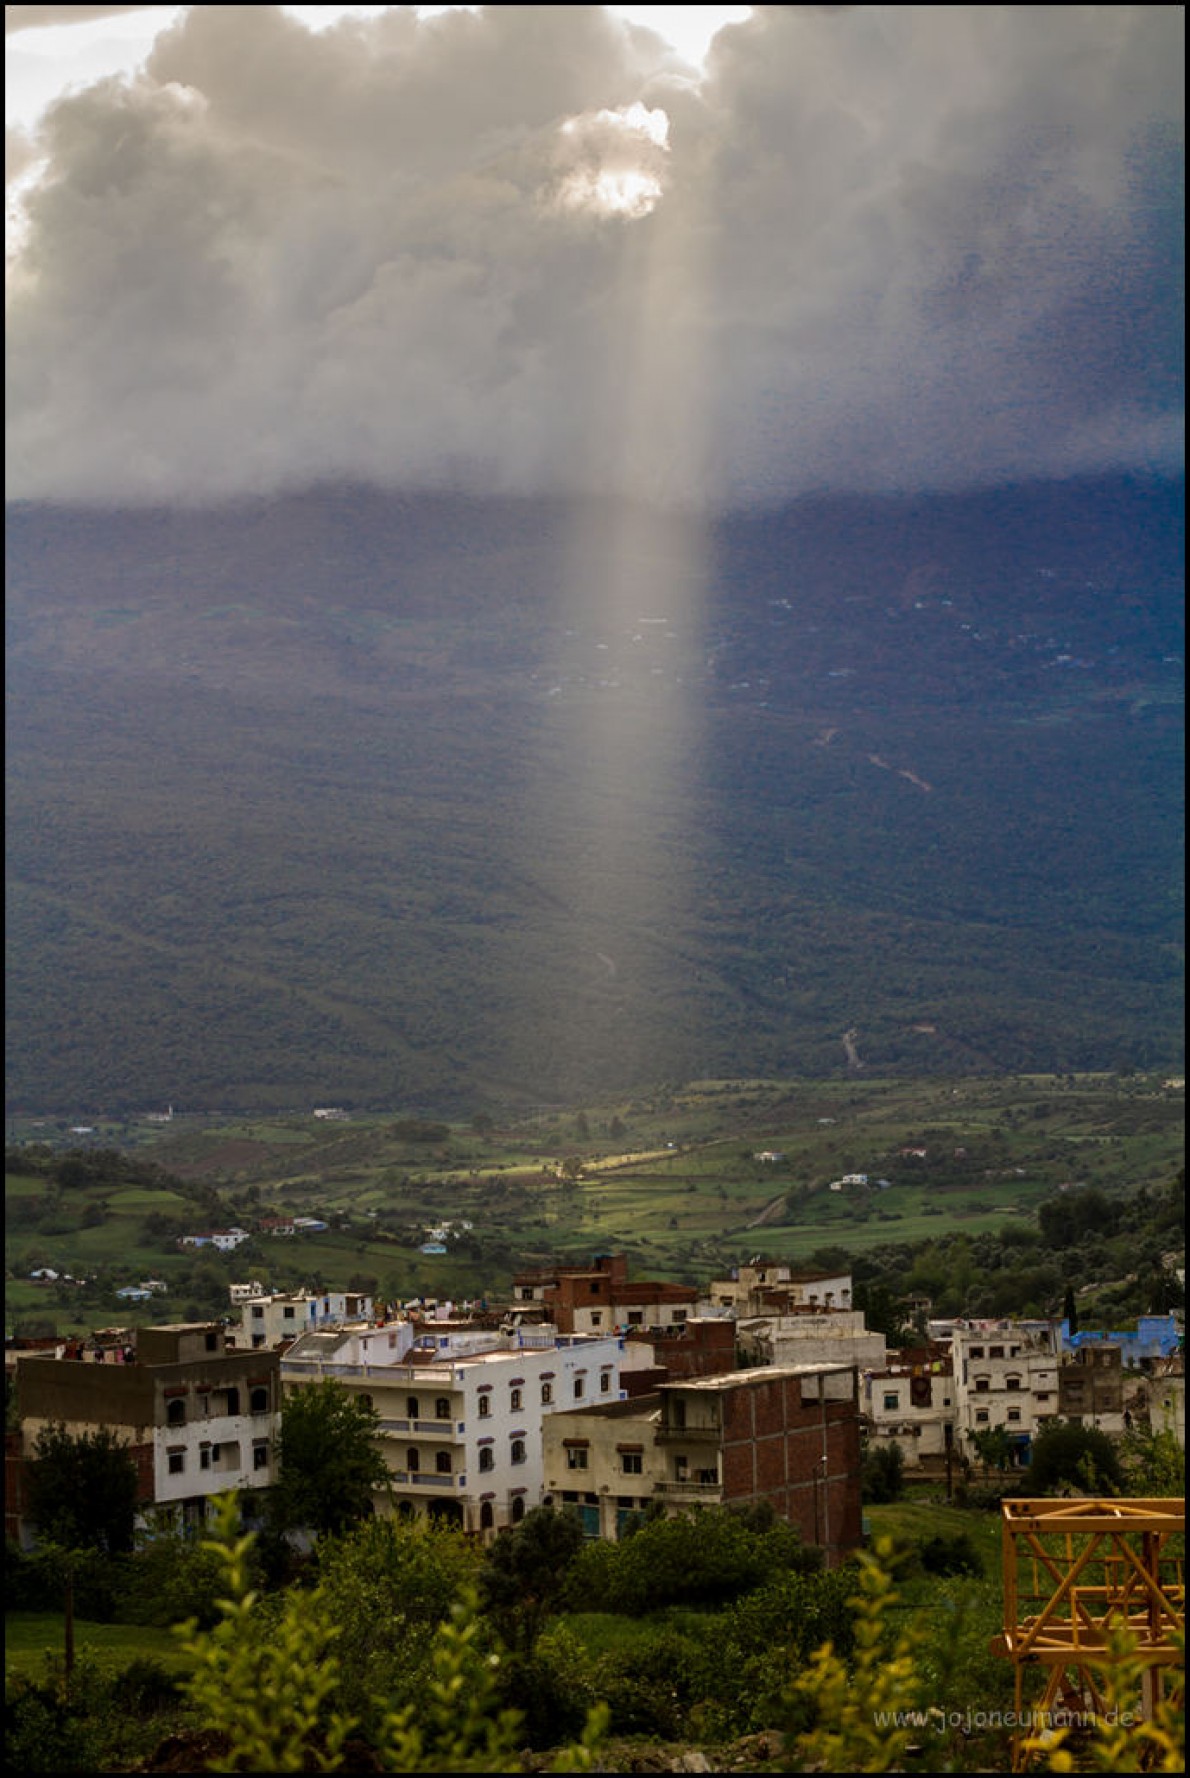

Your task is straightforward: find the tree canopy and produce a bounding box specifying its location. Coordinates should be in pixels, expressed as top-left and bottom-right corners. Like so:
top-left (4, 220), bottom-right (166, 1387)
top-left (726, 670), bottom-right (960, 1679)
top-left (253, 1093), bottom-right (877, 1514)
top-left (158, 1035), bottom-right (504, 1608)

top-left (26, 1422), bottom-right (140, 1555)
top-left (1027, 1420), bottom-right (1124, 1496)
top-left (269, 1380), bottom-right (389, 1538)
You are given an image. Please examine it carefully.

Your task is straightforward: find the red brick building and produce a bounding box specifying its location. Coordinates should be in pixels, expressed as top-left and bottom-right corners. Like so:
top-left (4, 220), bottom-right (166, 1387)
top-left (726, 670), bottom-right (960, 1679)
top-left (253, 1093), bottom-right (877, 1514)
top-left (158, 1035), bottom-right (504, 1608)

top-left (543, 1360), bottom-right (863, 1562)
top-left (511, 1252), bottom-right (700, 1336)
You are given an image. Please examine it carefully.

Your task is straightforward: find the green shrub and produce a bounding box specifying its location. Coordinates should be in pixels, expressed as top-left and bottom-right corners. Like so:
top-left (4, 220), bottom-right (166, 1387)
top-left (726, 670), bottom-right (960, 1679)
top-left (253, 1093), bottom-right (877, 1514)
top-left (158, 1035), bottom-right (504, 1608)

top-left (918, 1531), bottom-right (984, 1578)
top-left (118, 1534), bottom-right (228, 1629)
top-left (861, 1442), bottom-right (906, 1504)
top-left (565, 1507), bottom-right (816, 1617)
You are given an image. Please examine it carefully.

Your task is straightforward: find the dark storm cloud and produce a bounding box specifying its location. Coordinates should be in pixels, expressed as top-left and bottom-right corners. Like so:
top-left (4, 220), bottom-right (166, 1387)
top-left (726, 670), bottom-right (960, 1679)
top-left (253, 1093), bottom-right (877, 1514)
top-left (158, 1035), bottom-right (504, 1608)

top-left (5, 4), bottom-right (1183, 507)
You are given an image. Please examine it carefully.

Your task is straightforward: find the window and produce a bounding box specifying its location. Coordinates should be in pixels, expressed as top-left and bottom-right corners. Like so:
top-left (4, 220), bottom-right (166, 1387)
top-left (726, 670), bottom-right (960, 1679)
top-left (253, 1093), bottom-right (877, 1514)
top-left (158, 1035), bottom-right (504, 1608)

top-left (541, 1383), bottom-right (553, 1405)
top-left (970, 1346), bottom-right (984, 1359)
top-left (167, 1399), bottom-right (186, 1427)
top-left (974, 1378), bottom-right (990, 1393)
top-left (205, 1332), bottom-right (218, 1351)
top-left (511, 1440), bottom-right (526, 1465)
top-left (250, 1387), bottom-right (269, 1413)
top-left (590, 1312), bottom-right (603, 1327)
top-left (672, 1309), bottom-right (687, 1323)
top-left (627, 1311), bottom-right (644, 1326)
top-left (253, 1443), bottom-right (269, 1471)
top-left (407, 1448), bottom-right (420, 1472)
top-left (511, 1496), bottom-right (525, 1523)
top-left (510, 1388), bottom-right (523, 1412)
top-left (478, 1395), bottom-right (491, 1418)
top-left (252, 1306), bottom-right (264, 1320)
top-left (436, 1451), bottom-right (452, 1474)
top-left (1007, 1409), bottom-right (1022, 1424)
top-left (621, 1452), bottom-right (643, 1475)
top-left (600, 1372), bottom-right (612, 1394)
top-left (989, 1346), bottom-right (1004, 1360)
top-left (479, 1448), bottom-right (494, 1472)
top-left (407, 1397), bottom-right (420, 1420)
top-left (224, 1388), bottom-right (240, 1416)
top-left (167, 1450), bottom-right (185, 1475)
top-left (200, 1445), bottom-right (211, 1470)
top-left (566, 1448), bottom-right (588, 1471)
top-left (283, 1307), bottom-right (296, 1320)
top-left (1005, 1377), bottom-right (1022, 1392)
top-left (975, 1410), bottom-right (990, 1425)
top-left (883, 1393), bottom-right (900, 1412)
top-left (520, 1287), bottom-right (535, 1301)
top-left (435, 1397), bottom-right (451, 1421)
top-left (573, 1378), bottom-right (585, 1400)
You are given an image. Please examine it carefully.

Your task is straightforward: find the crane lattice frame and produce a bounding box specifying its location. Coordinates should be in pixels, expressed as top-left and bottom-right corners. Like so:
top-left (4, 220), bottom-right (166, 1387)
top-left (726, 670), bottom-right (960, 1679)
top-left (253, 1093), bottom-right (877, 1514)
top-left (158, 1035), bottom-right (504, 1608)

top-left (999, 1497), bottom-right (1184, 1772)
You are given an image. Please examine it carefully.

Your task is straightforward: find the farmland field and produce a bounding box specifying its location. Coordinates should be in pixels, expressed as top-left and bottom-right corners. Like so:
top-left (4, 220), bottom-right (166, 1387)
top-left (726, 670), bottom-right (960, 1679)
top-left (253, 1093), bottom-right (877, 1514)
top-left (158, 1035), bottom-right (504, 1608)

top-left (6, 1071), bottom-right (1183, 1335)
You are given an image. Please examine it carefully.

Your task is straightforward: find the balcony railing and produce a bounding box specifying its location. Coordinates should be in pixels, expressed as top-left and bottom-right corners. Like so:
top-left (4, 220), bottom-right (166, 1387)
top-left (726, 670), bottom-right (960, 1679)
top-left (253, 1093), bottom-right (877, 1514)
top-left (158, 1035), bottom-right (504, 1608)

top-left (653, 1479), bottom-right (722, 1496)
top-left (377, 1418), bottom-right (460, 1435)
top-left (385, 1471), bottom-right (462, 1488)
top-left (655, 1424), bottom-right (719, 1443)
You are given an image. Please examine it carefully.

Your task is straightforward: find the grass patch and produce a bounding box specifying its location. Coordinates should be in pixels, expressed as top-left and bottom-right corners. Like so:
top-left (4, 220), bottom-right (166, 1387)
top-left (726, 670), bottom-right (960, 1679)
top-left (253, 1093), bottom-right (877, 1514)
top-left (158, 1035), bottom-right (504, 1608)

top-left (4, 1613), bottom-right (195, 1680)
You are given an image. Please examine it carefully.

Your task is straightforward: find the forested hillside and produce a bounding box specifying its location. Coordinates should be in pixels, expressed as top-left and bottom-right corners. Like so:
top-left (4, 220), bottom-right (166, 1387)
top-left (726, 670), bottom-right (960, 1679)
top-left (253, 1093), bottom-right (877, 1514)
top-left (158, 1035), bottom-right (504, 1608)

top-left (6, 477), bottom-right (1183, 1112)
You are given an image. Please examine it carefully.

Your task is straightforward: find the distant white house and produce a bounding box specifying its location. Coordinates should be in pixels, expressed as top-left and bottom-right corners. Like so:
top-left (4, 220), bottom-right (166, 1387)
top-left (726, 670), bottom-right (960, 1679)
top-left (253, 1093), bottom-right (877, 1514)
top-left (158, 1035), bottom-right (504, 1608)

top-left (178, 1228), bottom-right (251, 1252)
top-left (313, 1108), bottom-right (349, 1120)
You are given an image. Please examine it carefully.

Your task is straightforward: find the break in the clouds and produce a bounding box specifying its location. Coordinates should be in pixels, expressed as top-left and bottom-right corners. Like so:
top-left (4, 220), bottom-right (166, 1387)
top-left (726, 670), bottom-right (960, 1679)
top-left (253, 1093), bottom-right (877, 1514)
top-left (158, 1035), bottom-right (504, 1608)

top-left (5, 4), bottom-right (1183, 508)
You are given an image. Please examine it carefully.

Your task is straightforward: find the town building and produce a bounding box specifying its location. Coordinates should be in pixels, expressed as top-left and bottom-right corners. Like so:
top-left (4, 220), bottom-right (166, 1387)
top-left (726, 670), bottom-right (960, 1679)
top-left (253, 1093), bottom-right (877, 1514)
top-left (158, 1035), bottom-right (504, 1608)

top-left (510, 1252), bottom-right (700, 1334)
top-left (860, 1348), bottom-right (955, 1467)
top-left (280, 1320), bottom-right (656, 1536)
top-left (12, 1323), bottom-right (281, 1541)
top-left (737, 1308), bottom-right (886, 1372)
top-left (1146, 1357), bottom-right (1185, 1448)
top-left (233, 1287), bottom-right (375, 1348)
top-left (542, 1361), bottom-right (862, 1564)
top-left (177, 1228), bottom-right (251, 1252)
top-left (1058, 1344), bottom-right (1127, 1434)
top-left (951, 1320), bottom-right (1061, 1463)
top-left (1061, 1313), bottom-right (1182, 1367)
top-left (705, 1264), bottom-right (853, 1317)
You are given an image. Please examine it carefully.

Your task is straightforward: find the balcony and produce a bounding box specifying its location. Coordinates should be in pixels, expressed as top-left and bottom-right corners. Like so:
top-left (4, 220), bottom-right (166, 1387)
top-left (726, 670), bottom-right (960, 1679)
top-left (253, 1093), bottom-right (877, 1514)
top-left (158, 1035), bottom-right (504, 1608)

top-left (653, 1479), bottom-right (723, 1498)
top-left (378, 1419), bottom-right (462, 1436)
top-left (655, 1423), bottom-right (719, 1443)
top-left (386, 1471), bottom-right (463, 1489)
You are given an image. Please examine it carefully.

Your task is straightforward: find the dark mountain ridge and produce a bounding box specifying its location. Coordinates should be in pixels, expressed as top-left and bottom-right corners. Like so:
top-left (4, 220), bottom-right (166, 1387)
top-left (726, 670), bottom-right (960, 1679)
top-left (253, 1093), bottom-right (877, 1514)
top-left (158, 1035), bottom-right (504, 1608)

top-left (5, 475), bottom-right (1183, 1113)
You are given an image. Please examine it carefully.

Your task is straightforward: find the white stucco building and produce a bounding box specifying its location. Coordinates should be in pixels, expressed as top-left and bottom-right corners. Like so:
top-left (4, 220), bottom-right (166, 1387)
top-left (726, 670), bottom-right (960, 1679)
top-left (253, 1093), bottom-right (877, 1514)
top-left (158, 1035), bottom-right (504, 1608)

top-left (280, 1321), bottom-right (656, 1535)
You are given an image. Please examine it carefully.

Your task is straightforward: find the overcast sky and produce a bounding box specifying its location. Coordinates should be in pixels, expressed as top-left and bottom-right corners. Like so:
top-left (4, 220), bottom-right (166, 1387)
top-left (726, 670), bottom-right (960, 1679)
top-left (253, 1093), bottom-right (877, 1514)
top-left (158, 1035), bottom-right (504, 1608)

top-left (5, 4), bottom-right (1184, 510)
